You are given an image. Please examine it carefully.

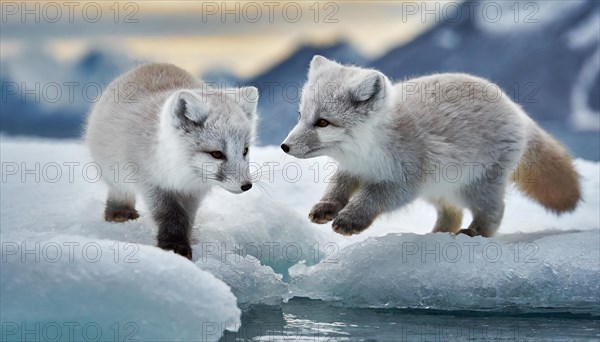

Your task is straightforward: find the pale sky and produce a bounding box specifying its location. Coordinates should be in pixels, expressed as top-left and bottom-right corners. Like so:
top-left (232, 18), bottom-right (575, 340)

top-left (1, 1), bottom-right (450, 77)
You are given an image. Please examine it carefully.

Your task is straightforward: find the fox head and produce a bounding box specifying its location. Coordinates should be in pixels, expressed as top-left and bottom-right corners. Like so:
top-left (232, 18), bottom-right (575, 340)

top-left (281, 55), bottom-right (394, 160)
top-left (160, 87), bottom-right (258, 194)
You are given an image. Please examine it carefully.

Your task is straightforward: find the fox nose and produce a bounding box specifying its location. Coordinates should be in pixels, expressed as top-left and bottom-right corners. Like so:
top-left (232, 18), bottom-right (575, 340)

top-left (241, 183), bottom-right (252, 192)
top-left (281, 144), bottom-right (290, 153)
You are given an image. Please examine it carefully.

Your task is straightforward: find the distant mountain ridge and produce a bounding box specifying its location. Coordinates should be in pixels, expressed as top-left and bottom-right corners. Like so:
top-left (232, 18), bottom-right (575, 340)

top-left (373, 0), bottom-right (599, 122)
top-left (369, 0), bottom-right (599, 160)
top-left (1, 0), bottom-right (598, 159)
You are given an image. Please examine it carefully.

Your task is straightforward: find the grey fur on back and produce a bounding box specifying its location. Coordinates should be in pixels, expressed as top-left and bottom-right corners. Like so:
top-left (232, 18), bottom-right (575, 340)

top-left (85, 63), bottom-right (200, 188)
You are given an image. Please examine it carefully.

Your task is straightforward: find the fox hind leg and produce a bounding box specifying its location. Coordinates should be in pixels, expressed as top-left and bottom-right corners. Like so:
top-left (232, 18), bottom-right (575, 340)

top-left (105, 188), bottom-right (139, 222)
top-left (432, 201), bottom-right (463, 233)
top-left (459, 181), bottom-right (506, 237)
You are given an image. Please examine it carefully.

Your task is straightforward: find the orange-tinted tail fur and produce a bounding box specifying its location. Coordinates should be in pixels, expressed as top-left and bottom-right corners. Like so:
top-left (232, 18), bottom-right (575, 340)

top-left (512, 126), bottom-right (581, 213)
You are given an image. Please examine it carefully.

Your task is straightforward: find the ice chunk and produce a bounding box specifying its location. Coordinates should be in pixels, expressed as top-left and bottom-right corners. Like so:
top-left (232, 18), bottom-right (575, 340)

top-left (289, 231), bottom-right (600, 314)
top-left (197, 190), bottom-right (333, 281)
top-left (1, 236), bottom-right (240, 341)
top-left (195, 251), bottom-right (288, 307)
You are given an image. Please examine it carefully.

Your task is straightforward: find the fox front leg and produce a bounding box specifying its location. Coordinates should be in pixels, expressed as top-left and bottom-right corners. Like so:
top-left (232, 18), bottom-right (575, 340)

top-left (147, 187), bottom-right (194, 260)
top-left (332, 181), bottom-right (417, 236)
top-left (309, 171), bottom-right (360, 224)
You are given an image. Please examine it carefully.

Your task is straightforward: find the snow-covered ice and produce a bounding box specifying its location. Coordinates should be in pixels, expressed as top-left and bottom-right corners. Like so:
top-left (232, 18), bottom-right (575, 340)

top-left (289, 231), bottom-right (600, 314)
top-left (194, 190), bottom-right (331, 281)
top-left (1, 137), bottom-right (599, 339)
top-left (1, 236), bottom-right (240, 341)
top-left (196, 253), bottom-right (287, 308)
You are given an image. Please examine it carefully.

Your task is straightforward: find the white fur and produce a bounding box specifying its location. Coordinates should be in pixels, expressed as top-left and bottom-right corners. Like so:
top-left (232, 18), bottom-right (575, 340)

top-left (155, 94), bottom-right (209, 192)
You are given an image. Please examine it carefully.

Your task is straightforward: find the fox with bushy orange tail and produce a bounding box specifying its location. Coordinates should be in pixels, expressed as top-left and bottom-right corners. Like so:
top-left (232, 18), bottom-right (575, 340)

top-left (282, 56), bottom-right (580, 237)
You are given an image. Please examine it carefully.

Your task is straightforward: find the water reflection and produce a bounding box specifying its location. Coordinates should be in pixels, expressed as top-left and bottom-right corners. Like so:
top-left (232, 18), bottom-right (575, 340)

top-left (220, 298), bottom-right (599, 341)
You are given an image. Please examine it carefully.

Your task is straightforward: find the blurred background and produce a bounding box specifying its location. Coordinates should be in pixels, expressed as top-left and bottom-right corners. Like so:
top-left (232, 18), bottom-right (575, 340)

top-left (1, 0), bottom-right (598, 160)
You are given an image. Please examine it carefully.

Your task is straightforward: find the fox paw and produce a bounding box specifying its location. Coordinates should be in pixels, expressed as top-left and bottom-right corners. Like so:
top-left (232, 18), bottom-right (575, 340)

top-left (456, 228), bottom-right (479, 237)
top-left (309, 201), bottom-right (343, 224)
top-left (158, 241), bottom-right (193, 260)
top-left (104, 207), bottom-right (139, 222)
top-left (331, 209), bottom-right (374, 236)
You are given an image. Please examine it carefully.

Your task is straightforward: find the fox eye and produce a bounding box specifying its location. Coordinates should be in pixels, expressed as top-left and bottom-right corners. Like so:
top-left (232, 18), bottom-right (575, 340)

top-left (316, 119), bottom-right (330, 128)
top-left (243, 147), bottom-right (249, 156)
top-left (297, 111), bottom-right (301, 120)
top-left (209, 151), bottom-right (224, 159)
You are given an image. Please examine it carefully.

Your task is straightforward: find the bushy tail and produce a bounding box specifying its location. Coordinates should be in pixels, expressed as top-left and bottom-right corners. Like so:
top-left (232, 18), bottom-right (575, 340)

top-left (512, 125), bottom-right (581, 213)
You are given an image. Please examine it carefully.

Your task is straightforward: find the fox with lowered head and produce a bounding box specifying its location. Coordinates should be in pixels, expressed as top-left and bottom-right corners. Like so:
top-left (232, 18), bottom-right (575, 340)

top-left (85, 63), bottom-right (258, 259)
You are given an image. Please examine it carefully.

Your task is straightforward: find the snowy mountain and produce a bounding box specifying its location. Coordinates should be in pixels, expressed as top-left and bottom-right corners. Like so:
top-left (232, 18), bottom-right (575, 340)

top-left (371, 0), bottom-right (599, 159)
top-left (373, 0), bottom-right (598, 122)
top-left (0, 74), bottom-right (83, 138)
top-left (0, 0), bottom-right (597, 159)
top-left (0, 49), bottom-right (133, 138)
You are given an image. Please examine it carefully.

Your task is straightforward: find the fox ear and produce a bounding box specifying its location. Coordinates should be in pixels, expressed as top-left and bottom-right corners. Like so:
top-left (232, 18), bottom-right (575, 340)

top-left (236, 86), bottom-right (259, 119)
top-left (310, 55), bottom-right (334, 69)
top-left (172, 90), bottom-right (210, 126)
top-left (349, 70), bottom-right (386, 103)
top-left (308, 55), bottom-right (338, 78)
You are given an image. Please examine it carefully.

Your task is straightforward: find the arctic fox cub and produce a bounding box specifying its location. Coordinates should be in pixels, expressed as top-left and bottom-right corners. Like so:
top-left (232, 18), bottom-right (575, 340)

top-left (85, 63), bottom-right (258, 258)
top-left (282, 56), bottom-right (580, 237)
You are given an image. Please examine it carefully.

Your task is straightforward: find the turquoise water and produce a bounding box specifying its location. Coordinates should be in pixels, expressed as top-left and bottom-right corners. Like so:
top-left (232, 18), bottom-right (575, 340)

top-left (221, 298), bottom-right (600, 341)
